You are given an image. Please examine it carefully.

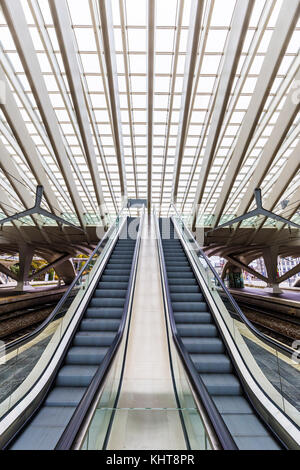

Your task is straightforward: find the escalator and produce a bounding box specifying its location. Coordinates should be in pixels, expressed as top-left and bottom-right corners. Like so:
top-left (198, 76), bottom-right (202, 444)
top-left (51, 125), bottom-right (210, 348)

top-left (157, 216), bottom-right (300, 450)
top-left (0, 214), bottom-right (141, 450)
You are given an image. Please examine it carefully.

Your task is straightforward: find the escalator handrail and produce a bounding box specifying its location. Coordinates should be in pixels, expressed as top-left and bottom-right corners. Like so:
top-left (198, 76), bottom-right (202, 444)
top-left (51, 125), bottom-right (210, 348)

top-left (55, 208), bottom-right (145, 449)
top-left (1, 210), bottom-right (125, 355)
top-left (154, 212), bottom-right (238, 450)
top-left (170, 205), bottom-right (294, 358)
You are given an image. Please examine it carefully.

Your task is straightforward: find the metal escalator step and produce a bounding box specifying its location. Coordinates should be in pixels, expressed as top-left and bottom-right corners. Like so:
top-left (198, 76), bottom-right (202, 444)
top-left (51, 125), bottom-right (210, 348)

top-left (212, 396), bottom-right (253, 414)
top-left (191, 354), bottom-right (232, 373)
top-left (65, 346), bottom-right (109, 365)
top-left (98, 281), bottom-right (128, 290)
top-left (169, 285), bottom-right (200, 293)
top-left (172, 301), bottom-right (208, 312)
top-left (85, 307), bottom-right (123, 319)
top-left (177, 323), bottom-right (218, 337)
top-left (174, 312), bottom-right (211, 324)
top-left (80, 318), bottom-right (120, 331)
top-left (56, 365), bottom-right (98, 387)
top-left (171, 293), bottom-right (204, 302)
top-left (93, 289), bottom-right (127, 298)
top-left (200, 373), bottom-right (242, 396)
top-left (73, 331), bottom-right (116, 347)
top-left (89, 298), bottom-right (124, 308)
top-left (46, 387), bottom-right (87, 407)
top-left (101, 275), bottom-right (129, 282)
top-left (182, 337), bottom-right (224, 354)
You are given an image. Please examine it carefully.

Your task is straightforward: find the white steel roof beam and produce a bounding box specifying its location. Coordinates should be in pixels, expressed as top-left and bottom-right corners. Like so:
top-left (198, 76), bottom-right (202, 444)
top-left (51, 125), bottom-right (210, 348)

top-left (0, 65), bottom-right (61, 216)
top-left (191, 0), bottom-right (254, 230)
top-left (49, 0), bottom-right (106, 221)
top-left (212, 0), bottom-right (300, 228)
top-left (1, 0), bottom-right (86, 229)
top-left (98, 0), bottom-right (126, 199)
top-left (172, 0), bottom-right (204, 204)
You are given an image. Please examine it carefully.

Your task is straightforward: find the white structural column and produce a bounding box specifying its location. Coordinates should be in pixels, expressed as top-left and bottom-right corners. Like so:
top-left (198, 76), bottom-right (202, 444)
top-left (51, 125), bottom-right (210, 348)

top-left (172, 0), bottom-right (204, 204)
top-left (1, 0), bottom-right (86, 228)
top-left (107, 214), bottom-right (186, 450)
top-left (191, 0), bottom-right (254, 230)
top-left (212, 0), bottom-right (300, 228)
top-left (49, 0), bottom-right (106, 220)
top-left (98, 0), bottom-right (126, 198)
top-left (147, 0), bottom-right (155, 211)
top-left (0, 67), bottom-right (60, 215)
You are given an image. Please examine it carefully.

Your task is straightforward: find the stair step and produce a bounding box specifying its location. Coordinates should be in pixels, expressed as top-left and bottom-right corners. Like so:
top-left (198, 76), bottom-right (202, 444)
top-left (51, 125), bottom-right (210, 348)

top-left (89, 298), bottom-right (124, 308)
top-left (174, 312), bottom-right (211, 324)
top-left (85, 307), bottom-right (123, 319)
top-left (171, 293), bottom-right (204, 302)
top-left (182, 337), bottom-right (224, 354)
top-left (56, 365), bottom-right (98, 387)
top-left (200, 374), bottom-right (242, 396)
top-left (46, 387), bottom-right (86, 407)
top-left (73, 331), bottom-right (116, 347)
top-left (177, 323), bottom-right (218, 337)
top-left (93, 289), bottom-right (127, 298)
top-left (172, 301), bottom-right (208, 312)
top-left (191, 354), bottom-right (232, 373)
top-left (80, 318), bottom-right (120, 331)
top-left (65, 346), bottom-right (108, 365)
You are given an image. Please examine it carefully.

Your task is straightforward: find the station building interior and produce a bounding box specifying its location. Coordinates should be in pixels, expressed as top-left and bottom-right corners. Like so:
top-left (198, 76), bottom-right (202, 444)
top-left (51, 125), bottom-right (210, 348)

top-left (0, 0), bottom-right (299, 451)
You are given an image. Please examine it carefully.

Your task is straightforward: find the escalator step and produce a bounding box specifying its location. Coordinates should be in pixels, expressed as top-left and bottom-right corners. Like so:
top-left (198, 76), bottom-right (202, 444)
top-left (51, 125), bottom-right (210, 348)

top-left (182, 337), bottom-right (224, 354)
top-left (93, 289), bottom-right (127, 298)
top-left (174, 312), bottom-right (211, 324)
top-left (172, 301), bottom-right (208, 312)
top-left (65, 346), bottom-right (108, 365)
top-left (171, 293), bottom-right (204, 302)
top-left (56, 365), bottom-right (98, 387)
top-left (89, 298), bottom-right (124, 308)
top-left (98, 281), bottom-right (128, 290)
top-left (80, 318), bottom-right (120, 331)
top-left (73, 331), bottom-right (116, 347)
top-left (85, 307), bottom-right (123, 319)
top-left (191, 354), bottom-right (232, 373)
top-left (177, 323), bottom-right (218, 337)
top-left (46, 387), bottom-right (86, 407)
top-left (169, 285), bottom-right (200, 293)
top-left (200, 373), bottom-right (242, 396)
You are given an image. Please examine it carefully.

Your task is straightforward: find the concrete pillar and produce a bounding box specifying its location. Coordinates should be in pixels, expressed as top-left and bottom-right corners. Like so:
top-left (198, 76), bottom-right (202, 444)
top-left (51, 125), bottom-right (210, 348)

top-left (262, 246), bottom-right (282, 294)
top-left (15, 244), bottom-right (35, 291)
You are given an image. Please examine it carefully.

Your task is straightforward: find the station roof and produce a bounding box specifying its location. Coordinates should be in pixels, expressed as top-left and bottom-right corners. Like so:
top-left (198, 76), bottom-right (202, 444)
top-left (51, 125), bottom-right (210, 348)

top-left (0, 0), bottom-right (299, 240)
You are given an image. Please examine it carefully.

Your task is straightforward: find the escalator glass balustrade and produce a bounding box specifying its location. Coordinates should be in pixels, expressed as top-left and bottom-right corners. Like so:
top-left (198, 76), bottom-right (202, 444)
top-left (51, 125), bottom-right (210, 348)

top-left (159, 216), bottom-right (300, 450)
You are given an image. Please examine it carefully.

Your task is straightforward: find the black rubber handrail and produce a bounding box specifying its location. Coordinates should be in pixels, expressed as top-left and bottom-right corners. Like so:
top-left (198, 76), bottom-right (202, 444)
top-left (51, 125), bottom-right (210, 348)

top-left (154, 212), bottom-right (237, 450)
top-left (0, 210), bottom-right (125, 356)
top-left (170, 205), bottom-right (294, 358)
top-left (55, 209), bottom-right (144, 449)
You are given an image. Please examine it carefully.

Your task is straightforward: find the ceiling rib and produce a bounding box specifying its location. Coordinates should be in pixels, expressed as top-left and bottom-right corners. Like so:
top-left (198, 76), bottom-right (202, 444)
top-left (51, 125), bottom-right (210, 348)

top-left (1, 0), bottom-right (86, 229)
top-left (191, 0), bottom-right (254, 231)
top-left (211, 0), bottom-right (300, 229)
top-left (98, 0), bottom-right (127, 200)
top-left (172, 0), bottom-right (204, 204)
top-left (49, 0), bottom-right (106, 222)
